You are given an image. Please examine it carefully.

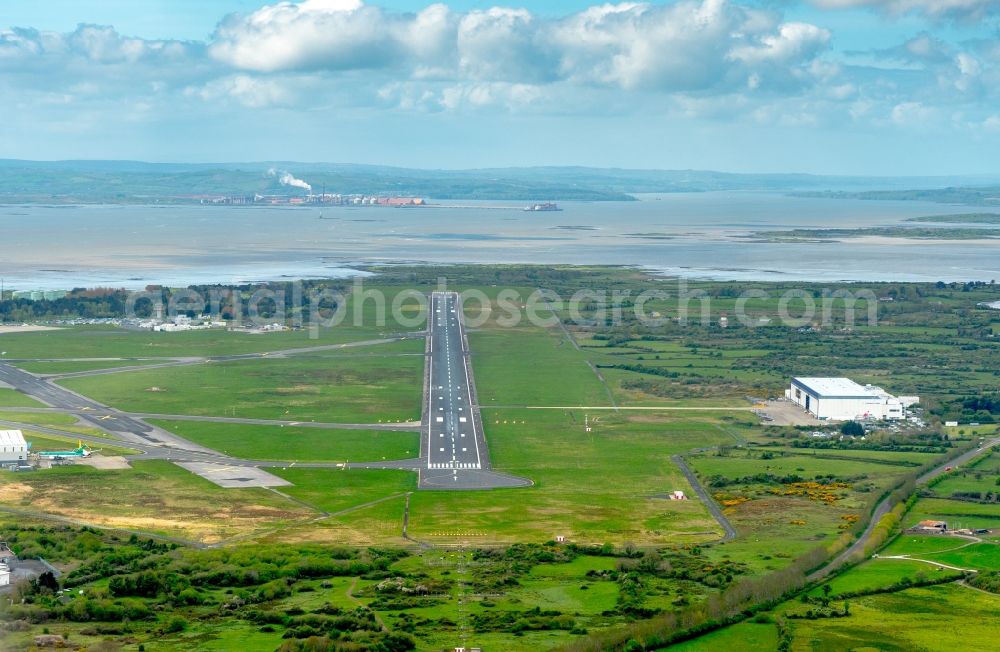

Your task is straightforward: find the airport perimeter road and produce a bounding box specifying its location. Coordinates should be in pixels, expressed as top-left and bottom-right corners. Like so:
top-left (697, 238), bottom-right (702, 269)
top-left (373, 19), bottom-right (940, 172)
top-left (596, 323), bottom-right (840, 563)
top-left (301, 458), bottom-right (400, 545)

top-left (672, 455), bottom-right (737, 542)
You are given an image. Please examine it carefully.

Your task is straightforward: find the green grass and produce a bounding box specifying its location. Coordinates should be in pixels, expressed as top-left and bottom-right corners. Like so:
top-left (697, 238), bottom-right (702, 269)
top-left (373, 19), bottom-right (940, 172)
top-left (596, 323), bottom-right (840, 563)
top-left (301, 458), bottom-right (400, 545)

top-left (268, 467), bottom-right (416, 515)
top-left (668, 621), bottom-right (778, 651)
top-left (149, 420), bottom-right (418, 463)
top-left (61, 353), bottom-right (423, 423)
top-left (754, 446), bottom-right (941, 467)
top-left (688, 450), bottom-right (904, 480)
top-left (269, 490), bottom-right (413, 547)
top-left (931, 471), bottom-right (1000, 496)
top-left (0, 387), bottom-right (45, 407)
top-left (929, 451), bottom-right (1000, 497)
top-left (881, 534), bottom-right (980, 557)
top-left (407, 409), bottom-right (727, 545)
top-left (919, 543), bottom-right (1000, 571)
top-left (0, 409), bottom-right (80, 426)
top-left (14, 358), bottom-right (176, 374)
top-left (0, 320), bottom-right (413, 359)
top-left (470, 327), bottom-right (610, 407)
top-left (0, 410), bottom-right (115, 438)
top-left (779, 583), bottom-right (1000, 651)
top-left (812, 558), bottom-right (942, 596)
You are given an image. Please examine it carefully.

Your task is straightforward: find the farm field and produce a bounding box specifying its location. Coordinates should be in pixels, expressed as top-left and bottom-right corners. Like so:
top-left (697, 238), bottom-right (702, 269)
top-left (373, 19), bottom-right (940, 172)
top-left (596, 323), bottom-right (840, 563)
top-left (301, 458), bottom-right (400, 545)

top-left (60, 352), bottom-right (423, 423)
top-left (149, 420), bottom-right (419, 463)
top-left (808, 558), bottom-right (943, 596)
top-left (779, 584), bottom-right (1000, 650)
top-left (668, 621), bottom-right (778, 651)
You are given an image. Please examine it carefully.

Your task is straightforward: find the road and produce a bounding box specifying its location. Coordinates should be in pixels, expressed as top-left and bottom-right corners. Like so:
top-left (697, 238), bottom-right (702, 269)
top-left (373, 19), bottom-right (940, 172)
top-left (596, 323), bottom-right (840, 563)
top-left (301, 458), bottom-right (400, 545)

top-left (808, 436), bottom-right (1000, 582)
top-left (672, 454), bottom-right (737, 542)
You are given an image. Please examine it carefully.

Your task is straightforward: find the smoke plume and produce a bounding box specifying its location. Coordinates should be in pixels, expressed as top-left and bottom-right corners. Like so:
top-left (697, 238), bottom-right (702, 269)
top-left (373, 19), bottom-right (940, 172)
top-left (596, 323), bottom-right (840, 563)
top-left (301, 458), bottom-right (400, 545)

top-left (266, 167), bottom-right (312, 192)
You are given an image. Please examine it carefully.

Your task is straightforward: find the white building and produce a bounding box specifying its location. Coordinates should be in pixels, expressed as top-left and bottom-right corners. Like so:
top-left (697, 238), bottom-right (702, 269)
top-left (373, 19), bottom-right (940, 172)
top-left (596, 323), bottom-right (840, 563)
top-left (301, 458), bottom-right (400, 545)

top-left (786, 378), bottom-right (917, 421)
top-left (0, 430), bottom-right (28, 464)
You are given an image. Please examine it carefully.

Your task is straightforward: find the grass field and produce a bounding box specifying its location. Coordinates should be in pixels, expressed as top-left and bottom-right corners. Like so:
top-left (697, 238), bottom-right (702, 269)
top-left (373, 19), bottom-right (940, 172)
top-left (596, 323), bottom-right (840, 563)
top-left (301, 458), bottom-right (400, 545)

top-left (470, 327), bottom-right (610, 407)
top-left (269, 467), bottom-right (416, 515)
top-left (407, 409), bottom-right (727, 545)
top-left (149, 419), bottom-right (419, 463)
top-left (669, 621), bottom-right (778, 651)
top-left (0, 460), bottom-right (314, 543)
top-left (0, 410), bottom-right (113, 438)
top-left (780, 583), bottom-right (1000, 650)
top-left (917, 542), bottom-right (1000, 570)
top-left (0, 387), bottom-right (46, 407)
top-left (880, 534), bottom-right (982, 557)
top-left (929, 450), bottom-right (1000, 496)
top-left (61, 353), bottom-right (423, 423)
top-left (13, 358), bottom-right (179, 374)
top-left (0, 323), bottom-right (410, 359)
top-left (810, 558), bottom-right (943, 596)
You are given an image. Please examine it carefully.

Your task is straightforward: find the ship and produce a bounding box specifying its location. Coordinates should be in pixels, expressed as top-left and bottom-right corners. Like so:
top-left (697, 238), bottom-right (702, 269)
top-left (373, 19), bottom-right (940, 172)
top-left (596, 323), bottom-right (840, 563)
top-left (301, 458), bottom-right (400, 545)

top-left (524, 202), bottom-right (562, 212)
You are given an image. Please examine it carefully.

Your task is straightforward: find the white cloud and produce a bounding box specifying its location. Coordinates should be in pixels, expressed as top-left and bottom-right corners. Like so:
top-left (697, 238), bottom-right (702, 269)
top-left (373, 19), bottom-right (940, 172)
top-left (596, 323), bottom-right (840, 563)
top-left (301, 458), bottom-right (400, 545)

top-left (207, 1), bottom-right (833, 93)
top-left (809, 0), bottom-right (1000, 21)
top-left (186, 74), bottom-right (302, 108)
top-left (2, 0), bottom-right (998, 147)
top-left (210, 1), bottom-right (401, 72)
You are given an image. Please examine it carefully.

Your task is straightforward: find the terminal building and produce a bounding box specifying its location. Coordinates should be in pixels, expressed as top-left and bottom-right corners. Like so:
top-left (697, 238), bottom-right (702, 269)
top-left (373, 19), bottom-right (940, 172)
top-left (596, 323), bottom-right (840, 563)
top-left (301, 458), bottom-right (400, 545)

top-left (786, 378), bottom-right (918, 421)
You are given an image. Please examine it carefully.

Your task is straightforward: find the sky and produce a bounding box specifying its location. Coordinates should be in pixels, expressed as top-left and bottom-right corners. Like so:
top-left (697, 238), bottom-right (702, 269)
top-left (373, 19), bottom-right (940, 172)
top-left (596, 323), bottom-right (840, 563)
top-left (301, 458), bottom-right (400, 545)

top-left (2, 0), bottom-right (1000, 175)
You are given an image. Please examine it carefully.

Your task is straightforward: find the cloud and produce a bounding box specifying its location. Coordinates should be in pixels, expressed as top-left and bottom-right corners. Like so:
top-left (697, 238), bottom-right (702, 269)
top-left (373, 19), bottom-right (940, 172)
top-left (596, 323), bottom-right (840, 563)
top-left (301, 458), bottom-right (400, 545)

top-left (186, 74), bottom-right (302, 108)
top-left (210, 0), bottom-right (406, 72)
top-left (809, 0), bottom-right (1000, 21)
top-left (208, 0), bottom-right (833, 93)
top-left (2, 0), bottom-right (999, 153)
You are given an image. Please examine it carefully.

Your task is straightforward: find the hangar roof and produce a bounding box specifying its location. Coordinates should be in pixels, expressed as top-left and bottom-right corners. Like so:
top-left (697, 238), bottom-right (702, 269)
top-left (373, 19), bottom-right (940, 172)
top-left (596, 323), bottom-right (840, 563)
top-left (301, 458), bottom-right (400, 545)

top-left (792, 377), bottom-right (875, 398)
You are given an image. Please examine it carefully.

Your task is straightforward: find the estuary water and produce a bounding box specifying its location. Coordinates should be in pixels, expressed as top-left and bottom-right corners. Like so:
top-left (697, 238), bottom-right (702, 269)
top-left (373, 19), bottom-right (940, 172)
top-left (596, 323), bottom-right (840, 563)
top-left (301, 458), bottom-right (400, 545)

top-left (1, 192), bottom-right (998, 290)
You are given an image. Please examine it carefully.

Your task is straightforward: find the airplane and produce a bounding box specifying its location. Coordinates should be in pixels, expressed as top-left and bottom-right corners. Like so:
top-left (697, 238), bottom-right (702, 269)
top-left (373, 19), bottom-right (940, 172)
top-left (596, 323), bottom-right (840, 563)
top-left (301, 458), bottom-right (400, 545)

top-left (35, 440), bottom-right (94, 459)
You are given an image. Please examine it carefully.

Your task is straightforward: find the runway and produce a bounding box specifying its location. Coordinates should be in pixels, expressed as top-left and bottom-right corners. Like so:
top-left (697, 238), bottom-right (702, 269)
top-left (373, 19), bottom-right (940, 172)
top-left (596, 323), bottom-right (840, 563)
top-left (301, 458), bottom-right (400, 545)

top-left (413, 291), bottom-right (529, 489)
top-left (427, 291), bottom-right (482, 468)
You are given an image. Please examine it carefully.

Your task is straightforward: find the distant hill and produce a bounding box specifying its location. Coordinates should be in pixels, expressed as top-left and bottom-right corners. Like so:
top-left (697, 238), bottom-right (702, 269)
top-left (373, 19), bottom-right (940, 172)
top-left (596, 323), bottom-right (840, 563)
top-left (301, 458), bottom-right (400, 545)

top-left (793, 187), bottom-right (1000, 206)
top-left (1, 159), bottom-right (998, 204)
